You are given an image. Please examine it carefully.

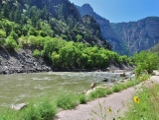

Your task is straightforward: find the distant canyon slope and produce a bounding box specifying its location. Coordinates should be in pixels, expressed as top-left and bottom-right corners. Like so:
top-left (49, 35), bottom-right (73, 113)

top-left (76, 4), bottom-right (159, 55)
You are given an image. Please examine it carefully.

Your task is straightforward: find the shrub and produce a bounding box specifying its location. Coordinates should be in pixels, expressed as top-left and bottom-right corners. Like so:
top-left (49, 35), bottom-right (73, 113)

top-left (33, 49), bottom-right (41, 58)
top-left (37, 99), bottom-right (57, 120)
top-left (28, 28), bottom-right (38, 36)
top-left (10, 31), bottom-right (19, 40)
top-left (112, 84), bottom-right (123, 92)
top-left (56, 93), bottom-right (78, 110)
top-left (0, 29), bottom-right (6, 45)
top-left (18, 36), bottom-right (28, 47)
top-left (88, 88), bottom-right (106, 100)
top-left (27, 36), bottom-right (40, 48)
top-left (78, 93), bottom-right (87, 104)
top-left (0, 29), bottom-right (6, 38)
top-left (134, 51), bottom-right (159, 76)
top-left (4, 36), bottom-right (17, 50)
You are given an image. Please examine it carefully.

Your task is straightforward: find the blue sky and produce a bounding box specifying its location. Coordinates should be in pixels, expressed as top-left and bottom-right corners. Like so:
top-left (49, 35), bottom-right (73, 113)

top-left (69, 0), bottom-right (159, 23)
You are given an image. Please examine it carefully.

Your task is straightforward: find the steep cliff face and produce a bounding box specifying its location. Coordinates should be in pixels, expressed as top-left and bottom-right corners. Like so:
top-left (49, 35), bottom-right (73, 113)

top-left (77, 4), bottom-right (159, 55)
top-left (76, 4), bottom-right (128, 55)
top-left (111, 17), bottom-right (159, 54)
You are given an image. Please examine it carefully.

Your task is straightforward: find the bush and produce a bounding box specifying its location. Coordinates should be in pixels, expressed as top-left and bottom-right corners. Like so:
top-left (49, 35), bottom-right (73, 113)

top-left (10, 31), bottom-right (19, 40)
top-left (18, 36), bottom-right (28, 47)
top-left (88, 88), bottom-right (106, 100)
top-left (112, 84), bottom-right (124, 92)
top-left (0, 29), bottom-right (6, 38)
top-left (27, 36), bottom-right (40, 48)
top-left (56, 93), bottom-right (78, 110)
top-left (134, 51), bottom-right (159, 76)
top-left (33, 49), bottom-right (41, 58)
top-left (78, 93), bottom-right (87, 104)
top-left (4, 36), bottom-right (18, 50)
top-left (36, 99), bottom-right (57, 120)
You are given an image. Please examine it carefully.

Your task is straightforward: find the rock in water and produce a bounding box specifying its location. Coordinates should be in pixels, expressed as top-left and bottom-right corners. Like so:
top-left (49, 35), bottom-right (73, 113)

top-left (10, 103), bottom-right (27, 110)
top-left (91, 82), bottom-right (96, 89)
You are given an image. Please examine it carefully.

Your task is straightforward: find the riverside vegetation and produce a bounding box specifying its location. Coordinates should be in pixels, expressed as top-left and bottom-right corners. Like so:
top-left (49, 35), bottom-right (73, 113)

top-left (0, 50), bottom-right (158, 119)
top-left (0, 70), bottom-right (157, 119)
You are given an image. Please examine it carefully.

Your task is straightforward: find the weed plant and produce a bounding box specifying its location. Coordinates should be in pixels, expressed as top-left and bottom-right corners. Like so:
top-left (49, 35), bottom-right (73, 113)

top-left (123, 83), bottom-right (159, 120)
top-left (78, 93), bottom-right (87, 104)
top-left (56, 93), bottom-right (78, 110)
top-left (88, 88), bottom-right (107, 100)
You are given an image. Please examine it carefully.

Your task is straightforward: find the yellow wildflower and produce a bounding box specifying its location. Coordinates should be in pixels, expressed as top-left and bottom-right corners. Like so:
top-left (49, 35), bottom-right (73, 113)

top-left (140, 76), bottom-right (142, 80)
top-left (134, 96), bottom-right (139, 104)
top-left (108, 107), bottom-right (112, 113)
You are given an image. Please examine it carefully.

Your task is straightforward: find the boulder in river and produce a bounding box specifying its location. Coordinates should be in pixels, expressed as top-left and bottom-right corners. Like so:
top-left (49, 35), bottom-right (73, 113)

top-left (120, 73), bottom-right (126, 77)
top-left (90, 82), bottom-right (96, 89)
top-left (10, 103), bottom-right (27, 110)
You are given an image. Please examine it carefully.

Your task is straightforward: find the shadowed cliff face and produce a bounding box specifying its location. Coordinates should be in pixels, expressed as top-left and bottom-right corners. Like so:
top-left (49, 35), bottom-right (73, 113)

top-left (76, 4), bottom-right (130, 55)
top-left (111, 17), bottom-right (159, 54)
top-left (77, 4), bottom-right (159, 55)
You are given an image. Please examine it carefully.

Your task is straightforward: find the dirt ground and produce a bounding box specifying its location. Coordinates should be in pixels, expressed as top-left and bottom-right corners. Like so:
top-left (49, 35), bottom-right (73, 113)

top-left (55, 71), bottom-right (159, 120)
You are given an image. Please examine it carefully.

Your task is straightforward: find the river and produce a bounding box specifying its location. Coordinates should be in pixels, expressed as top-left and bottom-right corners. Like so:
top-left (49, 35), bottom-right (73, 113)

top-left (0, 71), bottom-right (132, 110)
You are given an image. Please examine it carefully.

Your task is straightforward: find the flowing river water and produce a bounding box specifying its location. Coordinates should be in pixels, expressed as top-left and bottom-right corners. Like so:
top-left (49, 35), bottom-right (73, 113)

top-left (0, 71), bottom-right (132, 110)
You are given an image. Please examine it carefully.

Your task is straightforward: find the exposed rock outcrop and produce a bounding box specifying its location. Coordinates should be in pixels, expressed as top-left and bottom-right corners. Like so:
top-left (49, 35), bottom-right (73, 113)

top-left (111, 17), bottom-right (159, 54)
top-left (0, 47), bottom-right (52, 74)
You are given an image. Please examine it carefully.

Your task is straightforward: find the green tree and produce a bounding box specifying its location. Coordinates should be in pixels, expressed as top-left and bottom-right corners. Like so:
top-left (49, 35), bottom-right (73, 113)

top-left (4, 36), bottom-right (18, 50)
top-left (76, 34), bottom-right (82, 42)
top-left (134, 51), bottom-right (159, 76)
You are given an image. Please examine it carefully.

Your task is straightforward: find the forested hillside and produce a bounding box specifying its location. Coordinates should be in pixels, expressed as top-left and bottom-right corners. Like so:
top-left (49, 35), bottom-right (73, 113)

top-left (0, 0), bottom-right (133, 72)
top-left (0, 0), bottom-right (111, 48)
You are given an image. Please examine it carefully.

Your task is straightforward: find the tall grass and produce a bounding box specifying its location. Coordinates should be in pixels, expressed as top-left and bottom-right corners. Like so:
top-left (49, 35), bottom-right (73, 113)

top-left (56, 93), bottom-right (78, 110)
top-left (0, 98), bottom-right (57, 120)
top-left (123, 84), bottom-right (159, 120)
top-left (88, 88), bottom-right (107, 100)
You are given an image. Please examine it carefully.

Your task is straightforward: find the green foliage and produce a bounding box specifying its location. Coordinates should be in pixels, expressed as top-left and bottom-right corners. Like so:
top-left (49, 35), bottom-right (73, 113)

top-left (88, 88), bottom-right (106, 100)
top-left (0, 29), bottom-right (6, 45)
top-left (4, 36), bottom-right (18, 50)
top-left (76, 34), bottom-right (82, 42)
top-left (123, 84), bottom-right (159, 120)
top-left (78, 93), bottom-right (87, 104)
top-left (0, 19), bottom-right (12, 36)
top-left (33, 49), bottom-right (41, 58)
top-left (56, 93), bottom-right (78, 110)
top-left (28, 28), bottom-right (38, 36)
top-left (0, 29), bottom-right (6, 38)
top-left (36, 98), bottom-right (57, 120)
top-left (0, 98), bottom-right (57, 120)
top-left (10, 31), bottom-right (19, 40)
top-left (112, 84), bottom-right (124, 92)
top-left (134, 51), bottom-right (159, 76)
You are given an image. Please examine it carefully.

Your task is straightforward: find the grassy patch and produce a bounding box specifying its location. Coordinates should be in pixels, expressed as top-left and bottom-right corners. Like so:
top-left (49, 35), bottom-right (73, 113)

top-left (123, 84), bottom-right (159, 120)
top-left (0, 98), bottom-right (57, 120)
top-left (56, 93), bottom-right (78, 110)
top-left (88, 88), bottom-right (106, 100)
top-left (78, 93), bottom-right (87, 104)
top-left (112, 84), bottom-right (124, 92)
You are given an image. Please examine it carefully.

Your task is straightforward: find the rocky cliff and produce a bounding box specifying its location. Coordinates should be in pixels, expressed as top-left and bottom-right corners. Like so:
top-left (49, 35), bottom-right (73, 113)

top-left (77, 4), bottom-right (159, 55)
top-left (111, 17), bottom-right (159, 54)
top-left (76, 4), bottom-right (128, 55)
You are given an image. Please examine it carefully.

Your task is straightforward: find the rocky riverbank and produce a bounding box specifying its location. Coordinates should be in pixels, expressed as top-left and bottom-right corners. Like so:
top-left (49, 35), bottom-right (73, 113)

top-left (0, 47), bottom-right (134, 75)
top-left (0, 47), bottom-right (52, 74)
